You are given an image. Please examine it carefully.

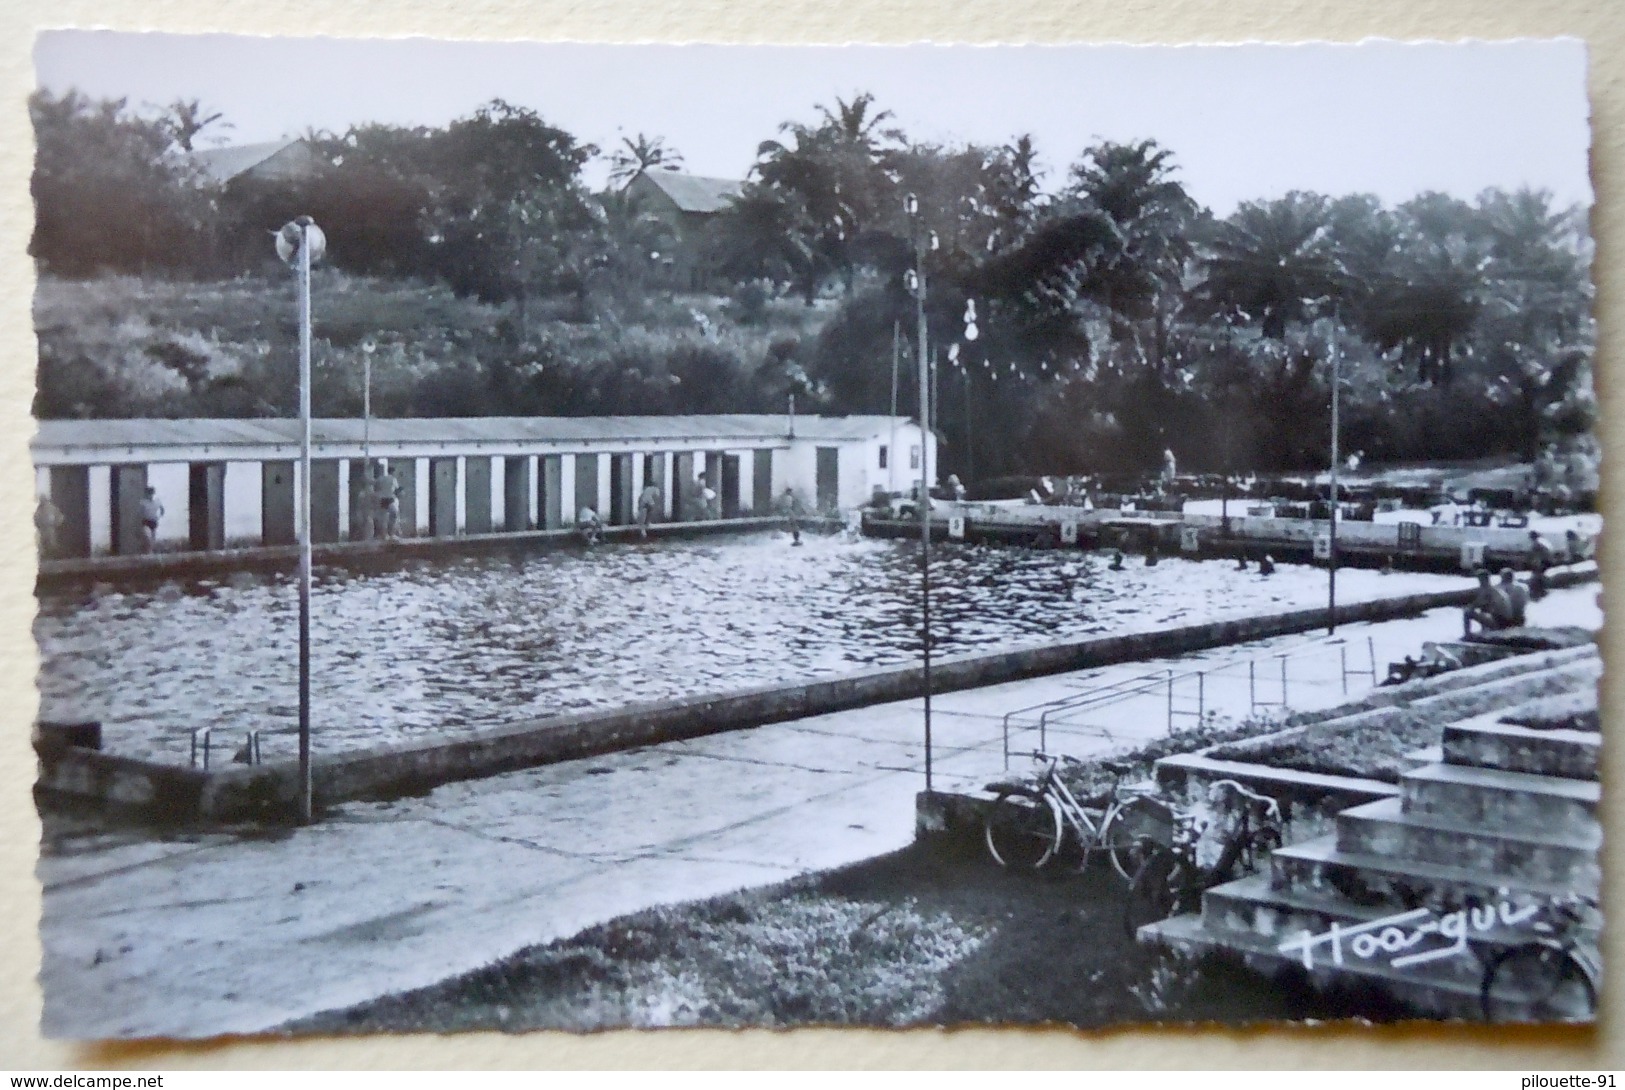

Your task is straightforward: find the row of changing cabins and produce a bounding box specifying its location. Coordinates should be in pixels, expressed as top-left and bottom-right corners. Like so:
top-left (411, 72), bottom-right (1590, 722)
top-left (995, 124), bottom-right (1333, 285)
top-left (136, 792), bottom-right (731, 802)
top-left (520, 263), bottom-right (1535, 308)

top-left (30, 414), bottom-right (937, 559)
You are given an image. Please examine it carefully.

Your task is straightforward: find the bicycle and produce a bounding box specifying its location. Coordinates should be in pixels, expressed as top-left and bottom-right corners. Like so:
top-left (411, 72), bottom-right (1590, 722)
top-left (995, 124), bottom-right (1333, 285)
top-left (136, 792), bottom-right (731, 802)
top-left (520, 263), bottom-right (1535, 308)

top-left (1478, 893), bottom-right (1600, 1023)
top-left (1122, 778), bottom-right (1287, 938)
top-left (983, 751), bottom-right (1170, 881)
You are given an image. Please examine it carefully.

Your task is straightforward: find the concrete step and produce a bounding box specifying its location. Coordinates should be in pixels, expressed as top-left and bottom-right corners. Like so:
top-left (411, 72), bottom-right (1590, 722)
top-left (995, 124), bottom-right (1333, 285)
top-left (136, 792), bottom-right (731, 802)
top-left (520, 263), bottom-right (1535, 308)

top-left (1336, 797), bottom-right (1601, 889)
top-left (1138, 912), bottom-right (1487, 1021)
top-left (1402, 762), bottom-right (1599, 835)
top-left (1140, 911), bottom-right (1590, 1023)
top-left (1443, 719), bottom-right (1600, 781)
top-left (1270, 837), bottom-right (1601, 906)
top-left (1199, 873), bottom-right (1541, 991)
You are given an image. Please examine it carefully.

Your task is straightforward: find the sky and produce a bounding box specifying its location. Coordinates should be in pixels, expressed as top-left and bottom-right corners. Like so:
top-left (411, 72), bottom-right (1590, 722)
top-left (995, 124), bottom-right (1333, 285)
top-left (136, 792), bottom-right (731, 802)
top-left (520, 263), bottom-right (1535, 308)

top-left (33, 33), bottom-right (1593, 214)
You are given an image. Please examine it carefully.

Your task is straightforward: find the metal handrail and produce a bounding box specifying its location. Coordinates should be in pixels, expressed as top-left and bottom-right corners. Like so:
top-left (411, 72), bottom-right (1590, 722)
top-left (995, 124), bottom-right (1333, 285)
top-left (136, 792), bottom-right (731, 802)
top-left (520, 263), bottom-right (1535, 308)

top-left (1000, 631), bottom-right (1369, 768)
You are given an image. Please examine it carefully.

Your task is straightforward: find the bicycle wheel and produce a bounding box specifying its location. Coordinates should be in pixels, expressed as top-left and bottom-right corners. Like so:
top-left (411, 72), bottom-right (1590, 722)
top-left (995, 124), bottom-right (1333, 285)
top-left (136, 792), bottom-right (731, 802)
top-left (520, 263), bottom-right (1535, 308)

top-left (1123, 844), bottom-right (1194, 939)
top-left (1480, 944), bottom-right (1597, 1023)
top-left (985, 790), bottom-right (1064, 871)
top-left (1243, 823), bottom-right (1284, 874)
top-left (1100, 795), bottom-right (1172, 882)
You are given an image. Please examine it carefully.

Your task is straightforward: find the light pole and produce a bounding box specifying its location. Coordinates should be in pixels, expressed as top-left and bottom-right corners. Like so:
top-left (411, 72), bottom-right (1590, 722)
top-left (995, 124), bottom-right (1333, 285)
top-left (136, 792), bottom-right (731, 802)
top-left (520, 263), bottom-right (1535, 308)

top-left (890, 320), bottom-right (901, 493)
top-left (360, 336), bottom-right (376, 469)
top-left (905, 192), bottom-right (938, 794)
top-left (1319, 302), bottom-right (1345, 636)
top-left (960, 300), bottom-right (979, 483)
top-left (1327, 307), bottom-right (1340, 634)
top-left (276, 215), bottom-right (326, 824)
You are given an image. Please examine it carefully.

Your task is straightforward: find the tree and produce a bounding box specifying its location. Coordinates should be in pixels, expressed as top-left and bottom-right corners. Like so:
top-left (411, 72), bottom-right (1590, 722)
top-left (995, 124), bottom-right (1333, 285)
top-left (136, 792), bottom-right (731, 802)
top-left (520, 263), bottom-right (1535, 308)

top-left (1471, 188), bottom-right (1595, 458)
top-left (416, 100), bottom-right (599, 311)
top-left (707, 182), bottom-right (822, 302)
top-left (751, 92), bottom-right (901, 298)
top-left (607, 132), bottom-right (685, 188)
top-left (156, 97), bottom-right (231, 152)
top-left (30, 89), bottom-right (214, 276)
top-left (1067, 140), bottom-right (1198, 321)
top-left (1364, 192), bottom-right (1486, 384)
top-left (1195, 192), bottom-right (1346, 338)
top-left (1063, 140), bottom-right (1200, 391)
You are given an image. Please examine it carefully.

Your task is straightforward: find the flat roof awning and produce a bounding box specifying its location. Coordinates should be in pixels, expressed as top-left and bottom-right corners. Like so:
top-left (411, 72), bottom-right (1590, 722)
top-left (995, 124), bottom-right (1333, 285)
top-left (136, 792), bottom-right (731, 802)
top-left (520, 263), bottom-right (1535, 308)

top-left (30, 413), bottom-right (916, 466)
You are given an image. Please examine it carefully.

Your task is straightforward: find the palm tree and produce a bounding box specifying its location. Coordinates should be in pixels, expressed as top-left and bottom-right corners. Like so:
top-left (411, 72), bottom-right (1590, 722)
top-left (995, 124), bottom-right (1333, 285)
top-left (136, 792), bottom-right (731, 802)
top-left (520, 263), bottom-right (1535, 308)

top-left (1058, 139), bottom-right (1200, 399)
top-left (816, 92), bottom-right (902, 158)
top-left (157, 97), bottom-right (231, 152)
top-left (1066, 140), bottom-right (1199, 341)
top-left (1364, 193), bottom-right (1487, 384)
top-left (607, 132), bottom-right (685, 189)
top-left (1196, 192), bottom-right (1346, 339)
top-left (992, 134), bottom-right (1044, 222)
top-left (1472, 188), bottom-right (1594, 456)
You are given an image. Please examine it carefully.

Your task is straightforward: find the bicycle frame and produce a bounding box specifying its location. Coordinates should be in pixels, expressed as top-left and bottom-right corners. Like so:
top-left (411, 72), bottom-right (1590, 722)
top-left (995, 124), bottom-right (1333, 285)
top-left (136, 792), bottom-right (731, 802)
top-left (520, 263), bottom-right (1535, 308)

top-left (1020, 751), bottom-right (1160, 861)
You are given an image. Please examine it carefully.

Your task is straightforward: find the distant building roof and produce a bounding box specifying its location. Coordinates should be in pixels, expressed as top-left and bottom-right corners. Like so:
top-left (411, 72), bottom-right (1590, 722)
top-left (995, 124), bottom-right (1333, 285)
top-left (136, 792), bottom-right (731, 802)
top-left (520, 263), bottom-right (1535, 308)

top-left (187, 139), bottom-right (318, 186)
top-left (632, 171), bottom-right (744, 214)
top-left (31, 414), bottom-right (916, 461)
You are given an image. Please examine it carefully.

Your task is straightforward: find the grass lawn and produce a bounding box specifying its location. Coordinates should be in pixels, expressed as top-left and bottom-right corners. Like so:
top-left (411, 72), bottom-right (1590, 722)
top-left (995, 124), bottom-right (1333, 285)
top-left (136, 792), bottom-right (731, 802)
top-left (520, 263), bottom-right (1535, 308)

top-left (291, 839), bottom-right (1415, 1034)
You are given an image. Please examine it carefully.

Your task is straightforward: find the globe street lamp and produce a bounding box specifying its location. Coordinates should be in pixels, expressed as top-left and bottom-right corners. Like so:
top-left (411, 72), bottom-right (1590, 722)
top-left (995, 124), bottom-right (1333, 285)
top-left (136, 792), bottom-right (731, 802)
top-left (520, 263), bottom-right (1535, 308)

top-left (276, 215), bottom-right (326, 823)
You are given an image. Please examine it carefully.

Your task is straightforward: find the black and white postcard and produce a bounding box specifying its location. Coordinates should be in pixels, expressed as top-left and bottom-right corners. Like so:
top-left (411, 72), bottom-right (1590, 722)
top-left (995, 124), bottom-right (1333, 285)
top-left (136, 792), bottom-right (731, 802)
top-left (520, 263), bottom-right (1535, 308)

top-left (26, 34), bottom-right (1601, 1038)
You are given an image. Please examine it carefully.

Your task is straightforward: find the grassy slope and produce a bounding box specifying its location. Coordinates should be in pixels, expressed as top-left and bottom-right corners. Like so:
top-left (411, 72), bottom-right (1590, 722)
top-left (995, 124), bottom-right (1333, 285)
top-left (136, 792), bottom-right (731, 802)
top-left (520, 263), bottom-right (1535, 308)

top-left (33, 272), bottom-right (833, 419)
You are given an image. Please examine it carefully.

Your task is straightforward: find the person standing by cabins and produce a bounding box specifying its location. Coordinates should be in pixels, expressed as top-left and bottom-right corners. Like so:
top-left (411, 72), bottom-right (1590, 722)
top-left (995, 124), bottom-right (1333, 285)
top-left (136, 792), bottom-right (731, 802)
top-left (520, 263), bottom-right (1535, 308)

top-left (1162, 448), bottom-right (1177, 485)
top-left (35, 493), bottom-right (63, 559)
top-left (946, 473), bottom-right (966, 502)
top-left (139, 486), bottom-right (164, 553)
top-left (777, 486), bottom-right (804, 546)
top-left (636, 481), bottom-right (663, 539)
top-left (373, 463), bottom-right (402, 541)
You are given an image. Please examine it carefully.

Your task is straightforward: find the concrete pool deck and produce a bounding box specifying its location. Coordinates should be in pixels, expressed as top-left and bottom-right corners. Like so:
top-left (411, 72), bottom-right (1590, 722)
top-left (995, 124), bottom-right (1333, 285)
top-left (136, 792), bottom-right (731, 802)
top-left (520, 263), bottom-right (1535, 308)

top-left (34, 585), bottom-right (1601, 1039)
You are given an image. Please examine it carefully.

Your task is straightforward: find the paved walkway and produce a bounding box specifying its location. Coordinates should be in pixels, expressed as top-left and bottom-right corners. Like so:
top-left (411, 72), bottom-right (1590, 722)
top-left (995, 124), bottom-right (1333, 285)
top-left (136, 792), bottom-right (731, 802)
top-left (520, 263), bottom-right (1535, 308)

top-left (36, 585), bottom-right (1600, 1039)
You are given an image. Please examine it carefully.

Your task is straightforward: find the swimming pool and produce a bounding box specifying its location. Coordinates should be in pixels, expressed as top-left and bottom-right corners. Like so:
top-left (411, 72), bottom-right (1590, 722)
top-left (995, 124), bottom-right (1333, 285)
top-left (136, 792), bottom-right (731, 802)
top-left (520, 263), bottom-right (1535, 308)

top-left (33, 532), bottom-right (1462, 763)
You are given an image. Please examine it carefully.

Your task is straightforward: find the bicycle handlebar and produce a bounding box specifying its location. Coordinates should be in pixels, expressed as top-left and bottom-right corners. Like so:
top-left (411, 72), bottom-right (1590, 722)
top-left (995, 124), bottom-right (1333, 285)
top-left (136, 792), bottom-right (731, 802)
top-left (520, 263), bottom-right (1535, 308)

top-left (1207, 778), bottom-right (1284, 821)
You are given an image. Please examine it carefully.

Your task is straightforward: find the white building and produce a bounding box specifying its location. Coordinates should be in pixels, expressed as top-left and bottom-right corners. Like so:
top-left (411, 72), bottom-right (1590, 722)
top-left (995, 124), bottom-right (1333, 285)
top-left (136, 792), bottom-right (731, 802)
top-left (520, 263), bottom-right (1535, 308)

top-left (30, 414), bottom-right (936, 556)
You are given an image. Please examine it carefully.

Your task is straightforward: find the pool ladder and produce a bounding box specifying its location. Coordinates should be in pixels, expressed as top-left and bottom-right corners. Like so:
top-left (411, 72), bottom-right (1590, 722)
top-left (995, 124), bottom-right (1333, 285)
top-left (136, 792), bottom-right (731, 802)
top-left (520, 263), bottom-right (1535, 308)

top-left (189, 728), bottom-right (263, 770)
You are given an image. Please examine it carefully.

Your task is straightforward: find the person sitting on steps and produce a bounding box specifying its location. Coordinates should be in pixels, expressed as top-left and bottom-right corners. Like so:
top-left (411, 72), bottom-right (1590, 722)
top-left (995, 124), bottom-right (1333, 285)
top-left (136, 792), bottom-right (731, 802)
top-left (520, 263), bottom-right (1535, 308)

top-left (1463, 568), bottom-right (1506, 637)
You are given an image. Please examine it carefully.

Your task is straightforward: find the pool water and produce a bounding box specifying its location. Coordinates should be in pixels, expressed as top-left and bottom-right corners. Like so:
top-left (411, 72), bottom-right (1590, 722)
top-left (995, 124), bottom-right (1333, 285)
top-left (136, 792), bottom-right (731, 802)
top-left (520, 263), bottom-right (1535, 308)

top-left (33, 532), bottom-right (1460, 763)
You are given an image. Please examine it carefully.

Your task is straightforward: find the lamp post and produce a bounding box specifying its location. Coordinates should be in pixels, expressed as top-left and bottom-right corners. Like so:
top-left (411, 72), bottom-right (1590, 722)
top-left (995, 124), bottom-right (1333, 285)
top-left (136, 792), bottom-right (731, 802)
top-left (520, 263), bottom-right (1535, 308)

top-left (276, 215), bottom-right (326, 824)
top-left (360, 336), bottom-right (376, 470)
top-left (905, 192), bottom-right (938, 794)
top-left (961, 300), bottom-right (978, 483)
top-left (1327, 306), bottom-right (1341, 635)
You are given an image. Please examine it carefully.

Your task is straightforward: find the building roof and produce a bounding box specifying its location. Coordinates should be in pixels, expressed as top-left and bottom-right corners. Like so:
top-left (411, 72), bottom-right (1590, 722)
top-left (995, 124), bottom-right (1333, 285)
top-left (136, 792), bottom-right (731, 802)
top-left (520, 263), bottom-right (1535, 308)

top-left (633, 171), bottom-right (744, 214)
top-left (187, 139), bottom-right (312, 185)
top-left (31, 414), bottom-right (917, 459)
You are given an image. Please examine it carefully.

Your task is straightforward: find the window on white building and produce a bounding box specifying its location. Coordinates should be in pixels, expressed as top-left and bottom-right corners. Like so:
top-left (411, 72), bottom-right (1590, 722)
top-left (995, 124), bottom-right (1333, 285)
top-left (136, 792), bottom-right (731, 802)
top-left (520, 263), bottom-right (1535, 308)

top-left (878, 445), bottom-right (888, 469)
top-left (910, 445), bottom-right (921, 470)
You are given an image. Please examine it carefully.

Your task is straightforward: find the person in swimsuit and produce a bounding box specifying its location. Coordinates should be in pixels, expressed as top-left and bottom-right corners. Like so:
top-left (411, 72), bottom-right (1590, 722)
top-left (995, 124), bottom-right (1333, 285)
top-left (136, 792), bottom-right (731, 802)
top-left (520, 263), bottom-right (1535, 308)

top-left (139, 487), bottom-right (164, 553)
